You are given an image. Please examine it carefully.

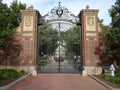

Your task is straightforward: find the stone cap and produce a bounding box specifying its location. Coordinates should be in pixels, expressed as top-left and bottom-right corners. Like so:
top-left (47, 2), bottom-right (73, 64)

top-left (28, 5), bottom-right (33, 10)
top-left (79, 5), bottom-right (99, 15)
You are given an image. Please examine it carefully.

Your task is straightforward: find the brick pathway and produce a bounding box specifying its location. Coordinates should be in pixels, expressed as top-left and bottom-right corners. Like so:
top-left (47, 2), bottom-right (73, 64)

top-left (10, 74), bottom-right (108, 90)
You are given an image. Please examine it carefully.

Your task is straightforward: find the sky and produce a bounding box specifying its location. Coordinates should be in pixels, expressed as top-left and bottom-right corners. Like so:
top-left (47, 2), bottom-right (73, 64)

top-left (3, 0), bottom-right (116, 25)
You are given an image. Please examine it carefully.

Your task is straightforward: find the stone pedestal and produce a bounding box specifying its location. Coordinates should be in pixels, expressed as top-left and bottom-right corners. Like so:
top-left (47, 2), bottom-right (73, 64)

top-left (28, 66), bottom-right (37, 76)
top-left (82, 70), bottom-right (88, 76)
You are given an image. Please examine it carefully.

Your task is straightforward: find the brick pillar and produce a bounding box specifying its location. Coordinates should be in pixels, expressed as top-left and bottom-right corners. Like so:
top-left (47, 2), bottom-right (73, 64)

top-left (16, 6), bottom-right (39, 76)
top-left (19, 7), bottom-right (39, 76)
top-left (79, 5), bottom-right (102, 75)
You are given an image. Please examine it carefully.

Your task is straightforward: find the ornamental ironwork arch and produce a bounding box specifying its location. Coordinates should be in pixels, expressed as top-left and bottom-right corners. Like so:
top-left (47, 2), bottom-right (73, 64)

top-left (43, 2), bottom-right (79, 31)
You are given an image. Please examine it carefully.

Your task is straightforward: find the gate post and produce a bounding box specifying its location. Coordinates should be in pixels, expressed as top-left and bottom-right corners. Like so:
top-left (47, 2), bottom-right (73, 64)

top-left (79, 5), bottom-right (102, 75)
top-left (16, 6), bottom-right (39, 76)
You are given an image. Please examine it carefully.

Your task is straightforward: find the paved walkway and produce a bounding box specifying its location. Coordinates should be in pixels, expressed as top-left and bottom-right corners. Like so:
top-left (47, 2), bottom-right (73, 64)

top-left (10, 74), bottom-right (108, 90)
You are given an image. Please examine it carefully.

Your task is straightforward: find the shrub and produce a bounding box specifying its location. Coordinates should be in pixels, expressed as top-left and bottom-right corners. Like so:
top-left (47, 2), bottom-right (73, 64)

top-left (101, 74), bottom-right (120, 84)
top-left (109, 77), bottom-right (120, 84)
top-left (116, 73), bottom-right (120, 78)
top-left (0, 69), bottom-right (25, 81)
top-left (1, 69), bottom-right (18, 80)
top-left (17, 71), bottom-right (25, 77)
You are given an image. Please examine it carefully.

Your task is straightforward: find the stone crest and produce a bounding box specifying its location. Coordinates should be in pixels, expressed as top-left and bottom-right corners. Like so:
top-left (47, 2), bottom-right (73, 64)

top-left (86, 16), bottom-right (96, 31)
top-left (23, 15), bottom-right (33, 31)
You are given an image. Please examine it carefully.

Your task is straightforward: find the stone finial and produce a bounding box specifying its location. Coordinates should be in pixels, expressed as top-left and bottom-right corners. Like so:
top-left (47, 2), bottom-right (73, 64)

top-left (86, 5), bottom-right (89, 9)
top-left (28, 5), bottom-right (33, 10)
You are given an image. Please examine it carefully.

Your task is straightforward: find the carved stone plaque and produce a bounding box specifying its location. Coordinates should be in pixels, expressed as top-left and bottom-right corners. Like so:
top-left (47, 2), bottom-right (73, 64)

top-left (23, 16), bottom-right (33, 31)
top-left (86, 16), bottom-right (96, 31)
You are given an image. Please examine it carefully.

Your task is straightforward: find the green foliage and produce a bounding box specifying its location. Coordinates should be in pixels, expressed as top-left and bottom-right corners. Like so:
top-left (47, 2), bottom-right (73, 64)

top-left (109, 0), bottom-right (120, 27)
top-left (98, 18), bottom-right (109, 36)
top-left (109, 77), bottom-right (120, 84)
top-left (106, 0), bottom-right (120, 62)
top-left (39, 17), bottom-right (58, 56)
top-left (116, 73), bottom-right (120, 78)
top-left (0, 0), bottom-right (26, 65)
top-left (17, 71), bottom-right (25, 77)
top-left (0, 69), bottom-right (25, 81)
top-left (0, 0), bottom-right (26, 43)
top-left (0, 1), bottom-right (13, 42)
top-left (0, 69), bottom-right (18, 80)
top-left (10, 0), bottom-right (26, 27)
top-left (66, 59), bottom-right (73, 63)
top-left (101, 74), bottom-right (120, 84)
top-left (107, 29), bottom-right (120, 60)
top-left (38, 59), bottom-right (50, 65)
top-left (62, 26), bottom-right (80, 55)
top-left (39, 16), bottom-right (80, 56)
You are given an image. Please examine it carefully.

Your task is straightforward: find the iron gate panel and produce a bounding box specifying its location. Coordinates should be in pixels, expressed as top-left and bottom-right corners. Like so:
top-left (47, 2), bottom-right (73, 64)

top-left (37, 62), bottom-right (82, 73)
top-left (37, 28), bottom-right (82, 73)
top-left (38, 2), bottom-right (82, 73)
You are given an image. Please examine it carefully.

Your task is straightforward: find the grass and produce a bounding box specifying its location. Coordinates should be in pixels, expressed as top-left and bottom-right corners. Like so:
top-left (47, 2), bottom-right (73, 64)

top-left (66, 58), bottom-right (73, 63)
top-left (38, 59), bottom-right (50, 65)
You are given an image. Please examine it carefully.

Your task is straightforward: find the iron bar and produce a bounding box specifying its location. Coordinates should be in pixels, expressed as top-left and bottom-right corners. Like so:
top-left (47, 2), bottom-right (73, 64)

top-left (58, 22), bottom-right (60, 72)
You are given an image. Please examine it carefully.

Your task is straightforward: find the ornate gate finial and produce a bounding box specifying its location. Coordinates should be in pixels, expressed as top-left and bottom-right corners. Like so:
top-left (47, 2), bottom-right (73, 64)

top-left (58, 1), bottom-right (61, 7)
top-left (86, 5), bottom-right (89, 10)
top-left (56, 1), bottom-right (63, 17)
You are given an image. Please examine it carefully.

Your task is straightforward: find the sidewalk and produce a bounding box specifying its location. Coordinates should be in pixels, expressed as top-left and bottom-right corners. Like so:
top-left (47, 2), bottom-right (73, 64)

top-left (10, 74), bottom-right (108, 90)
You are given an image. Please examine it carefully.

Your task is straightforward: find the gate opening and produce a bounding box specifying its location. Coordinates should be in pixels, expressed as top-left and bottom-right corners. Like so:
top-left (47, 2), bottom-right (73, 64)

top-left (37, 2), bottom-right (82, 73)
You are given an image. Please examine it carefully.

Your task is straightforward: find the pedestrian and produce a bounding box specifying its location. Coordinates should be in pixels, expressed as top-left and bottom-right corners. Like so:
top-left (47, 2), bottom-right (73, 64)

top-left (73, 55), bottom-right (77, 64)
top-left (77, 55), bottom-right (81, 63)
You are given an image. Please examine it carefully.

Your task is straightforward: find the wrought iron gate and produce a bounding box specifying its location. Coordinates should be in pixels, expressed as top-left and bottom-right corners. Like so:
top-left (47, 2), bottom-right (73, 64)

top-left (37, 2), bottom-right (82, 73)
top-left (37, 24), bottom-right (82, 73)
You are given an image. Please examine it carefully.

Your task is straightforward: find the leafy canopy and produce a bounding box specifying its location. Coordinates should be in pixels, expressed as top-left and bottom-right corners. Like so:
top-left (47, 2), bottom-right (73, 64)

top-left (107, 0), bottom-right (120, 60)
top-left (0, 0), bottom-right (26, 64)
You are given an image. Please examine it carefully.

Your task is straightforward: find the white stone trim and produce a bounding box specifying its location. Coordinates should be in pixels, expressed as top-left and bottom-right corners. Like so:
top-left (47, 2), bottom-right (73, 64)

top-left (82, 66), bottom-right (102, 75)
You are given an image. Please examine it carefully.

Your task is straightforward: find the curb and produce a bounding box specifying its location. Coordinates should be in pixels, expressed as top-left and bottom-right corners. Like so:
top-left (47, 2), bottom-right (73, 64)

top-left (0, 74), bottom-right (29, 90)
top-left (89, 75), bottom-right (120, 90)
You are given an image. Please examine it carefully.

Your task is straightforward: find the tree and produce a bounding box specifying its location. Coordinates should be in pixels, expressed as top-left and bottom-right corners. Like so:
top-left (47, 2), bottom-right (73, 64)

top-left (0, 0), bottom-right (26, 65)
top-left (107, 0), bottom-right (120, 64)
top-left (10, 0), bottom-right (26, 27)
top-left (109, 0), bottom-right (120, 28)
top-left (98, 19), bottom-right (110, 65)
top-left (61, 26), bottom-right (80, 56)
top-left (39, 17), bottom-right (58, 56)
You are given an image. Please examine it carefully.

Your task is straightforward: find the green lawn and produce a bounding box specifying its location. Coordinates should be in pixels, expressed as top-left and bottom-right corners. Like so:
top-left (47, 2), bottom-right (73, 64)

top-left (38, 59), bottom-right (50, 65)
